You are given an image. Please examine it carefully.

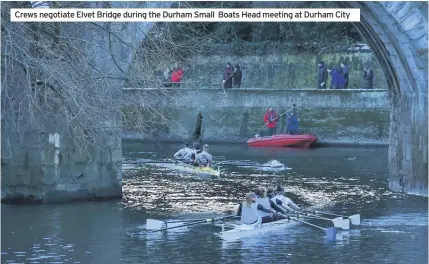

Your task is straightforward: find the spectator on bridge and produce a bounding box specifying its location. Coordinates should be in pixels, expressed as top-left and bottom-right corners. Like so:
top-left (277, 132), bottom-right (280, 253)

top-left (341, 63), bottom-right (349, 89)
top-left (263, 107), bottom-right (279, 136)
top-left (223, 62), bottom-right (233, 89)
top-left (171, 62), bottom-right (184, 88)
top-left (162, 66), bottom-right (172, 87)
top-left (363, 64), bottom-right (374, 89)
top-left (233, 64), bottom-right (242, 88)
top-left (328, 64), bottom-right (345, 89)
top-left (317, 61), bottom-right (328, 89)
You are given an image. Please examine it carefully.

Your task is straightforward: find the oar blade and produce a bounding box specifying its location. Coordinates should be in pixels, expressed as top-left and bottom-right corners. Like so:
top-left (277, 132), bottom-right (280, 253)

top-left (332, 217), bottom-right (344, 229)
top-left (342, 219), bottom-right (350, 230)
top-left (146, 219), bottom-right (165, 230)
top-left (349, 214), bottom-right (361, 225)
top-left (325, 227), bottom-right (337, 241)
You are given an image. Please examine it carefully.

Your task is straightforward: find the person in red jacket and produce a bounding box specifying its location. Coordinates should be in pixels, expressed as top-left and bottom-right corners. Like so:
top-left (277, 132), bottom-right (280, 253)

top-left (171, 62), bottom-right (184, 87)
top-left (263, 107), bottom-right (279, 136)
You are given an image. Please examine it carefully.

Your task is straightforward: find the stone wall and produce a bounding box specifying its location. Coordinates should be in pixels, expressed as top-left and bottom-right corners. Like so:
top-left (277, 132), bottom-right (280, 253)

top-left (128, 43), bottom-right (388, 90)
top-left (1, 1), bottom-right (171, 203)
top-left (122, 88), bottom-right (390, 144)
top-left (340, 1), bottom-right (428, 196)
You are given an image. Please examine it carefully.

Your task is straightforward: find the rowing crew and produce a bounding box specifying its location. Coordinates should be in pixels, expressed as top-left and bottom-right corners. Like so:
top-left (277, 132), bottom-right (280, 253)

top-left (236, 186), bottom-right (300, 225)
top-left (174, 142), bottom-right (213, 167)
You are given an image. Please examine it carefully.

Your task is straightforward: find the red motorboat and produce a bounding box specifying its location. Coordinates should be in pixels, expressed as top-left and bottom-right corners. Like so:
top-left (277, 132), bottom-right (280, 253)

top-left (247, 134), bottom-right (318, 148)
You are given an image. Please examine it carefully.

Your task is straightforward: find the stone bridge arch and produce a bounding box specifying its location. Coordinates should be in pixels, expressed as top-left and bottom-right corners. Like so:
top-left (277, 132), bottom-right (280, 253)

top-left (124, 1), bottom-right (428, 196)
top-left (2, 1), bottom-right (427, 203)
top-left (338, 1), bottom-right (428, 195)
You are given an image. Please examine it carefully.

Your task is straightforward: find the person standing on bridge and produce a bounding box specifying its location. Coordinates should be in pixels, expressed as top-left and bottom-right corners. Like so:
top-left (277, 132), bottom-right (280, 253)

top-left (232, 64), bottom-right (242, 88)
top-left (341, 63), bottom-right (349, 89)
top-left (317, 61), bottom-right (328, 89)
top-left (328, 64), bottom-right (345, 89)
top-left (162, 66), bottom-right (172, 87)
top-left (171, 62), bottom-right (184, 88)
top-left (223, 62), bottom-right (233, 89)
top-left (263, 107), bottom-right (279, 136)
top-left (363, 64), bottom-right (374, 89)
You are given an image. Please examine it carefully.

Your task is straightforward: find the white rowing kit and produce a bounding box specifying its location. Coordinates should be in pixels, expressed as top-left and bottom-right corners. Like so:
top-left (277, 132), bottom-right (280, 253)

top-left (240, 202), bottom-right (259, 225)
top-left (256, 197), bottom-right (272, 217)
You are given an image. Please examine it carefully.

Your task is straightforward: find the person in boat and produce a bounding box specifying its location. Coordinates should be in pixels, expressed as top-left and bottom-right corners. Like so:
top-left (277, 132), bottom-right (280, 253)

top-left (267, 187), bottom-right (291, 216)
top-left (256, 187), bottom-right (289, 222)
top-left (195, 144), bottom-right (213, 167)
top-left (263, 107), bottom-right (279, 136)
top-left (274, 186), bottom-right (300, 212)
top-left (236, 192), bottom-right (274, 225)
top-left (183, 142), bottom-right (201, 164)
top-left (173, 142), bottom-right (192, 160)
top-left (286, 111), bottom-right (299, 135)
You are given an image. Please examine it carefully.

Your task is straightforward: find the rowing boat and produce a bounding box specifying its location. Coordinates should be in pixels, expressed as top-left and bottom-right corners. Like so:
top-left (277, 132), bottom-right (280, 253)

top-left (152, 162), bottom-right (221, 177)
top-left (215, 219), bottom-right (299, 241)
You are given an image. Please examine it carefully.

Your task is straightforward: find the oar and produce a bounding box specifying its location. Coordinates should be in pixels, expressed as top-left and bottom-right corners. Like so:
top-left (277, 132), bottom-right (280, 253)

top-left (235, 164), bottom-right (285, 168)
top-left (313, 211), bottom-right (361, 225)
top-left (139, 160), bottom-right (181, 164)
top-left (289, 216), bottom-right (337, 241)
top-left (215, 162), bottom-right (285, 168)
top-left (292, 213), bottom-right (350, 230)
top-left (146, 219), bottom-right (209, 232)
top-left (146, 215), bottom-right (236, 232)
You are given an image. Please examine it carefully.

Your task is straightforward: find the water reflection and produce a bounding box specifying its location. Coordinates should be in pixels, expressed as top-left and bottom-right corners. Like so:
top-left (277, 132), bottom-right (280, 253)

top-left (1, 143), bottom-right (427, 264)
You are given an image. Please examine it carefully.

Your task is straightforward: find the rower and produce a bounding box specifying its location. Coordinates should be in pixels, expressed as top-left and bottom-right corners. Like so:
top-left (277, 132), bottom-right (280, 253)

top-left (183, 142), bottom-right (201, 164)
top-left (236, 192), bottom-right (273, 225)
top-left (256, 187), bottom-right (288, 223)
top-left (195, 144), bottom-right (213, 167)
top-left (173, 142), bottom-right (192, 160)
top-left (267, 187), bottom-right (287, 214)
top-left (274, 185), bottom-right (300, 212)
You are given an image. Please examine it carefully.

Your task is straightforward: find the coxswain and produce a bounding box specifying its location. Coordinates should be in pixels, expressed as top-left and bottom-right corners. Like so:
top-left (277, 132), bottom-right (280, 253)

top-left (236, 192), bottom-right (273, 225)
top-left (274, 186), bottom-right (300, 211)
top-left (257, 187), bottom-right (289, 222)
top-left (195, 144), bottom-right (213, 167)
top-left (173, 142), bottom-right (192, 160)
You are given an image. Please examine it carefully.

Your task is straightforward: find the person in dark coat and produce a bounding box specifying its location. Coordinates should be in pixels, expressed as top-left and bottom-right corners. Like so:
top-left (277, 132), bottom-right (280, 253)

top-left (328, 65), bottom-right (345, 89)
top-left (363, 65), bottom-right (374, 89)
top-left (317, 61), bottom-right (328, 89)
top-left (286, 112), bottom-right (299, 135)
top-left (232, 64), bottom-right (242, 88)
top-left (341, 63), bottom-right (349, 89)
top-left (223, 62), bottom-right (233, 89)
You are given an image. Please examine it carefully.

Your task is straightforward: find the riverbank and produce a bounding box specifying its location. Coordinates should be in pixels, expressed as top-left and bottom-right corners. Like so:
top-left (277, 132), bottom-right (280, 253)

top-left (122, 88), bottom-right (390, 145)
top-left (122, 135), bottom-right (389, 148)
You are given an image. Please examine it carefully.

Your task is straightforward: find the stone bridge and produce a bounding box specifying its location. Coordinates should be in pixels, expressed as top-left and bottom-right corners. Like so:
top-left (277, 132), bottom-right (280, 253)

top-left (1, 1), bottom-right (427, 203)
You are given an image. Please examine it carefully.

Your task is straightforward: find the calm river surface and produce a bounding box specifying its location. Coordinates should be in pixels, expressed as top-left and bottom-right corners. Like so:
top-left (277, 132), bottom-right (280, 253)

top-left (2, 141), bottom-right (428, 264)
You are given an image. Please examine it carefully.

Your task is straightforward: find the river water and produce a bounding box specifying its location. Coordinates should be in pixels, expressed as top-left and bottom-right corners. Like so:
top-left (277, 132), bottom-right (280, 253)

top-left (2, 141), bottom-right (428, 264)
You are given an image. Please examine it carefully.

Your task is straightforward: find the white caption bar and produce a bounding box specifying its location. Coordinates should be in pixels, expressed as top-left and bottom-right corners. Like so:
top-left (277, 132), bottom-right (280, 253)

top-left (11, 8), bottom-right (360, 22)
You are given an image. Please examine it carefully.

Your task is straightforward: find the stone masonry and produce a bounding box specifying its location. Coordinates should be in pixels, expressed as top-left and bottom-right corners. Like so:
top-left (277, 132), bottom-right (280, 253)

top-left (1, 1), bottom-right (172, 203)
top-left (339, 1), bottom-right (428, 196)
